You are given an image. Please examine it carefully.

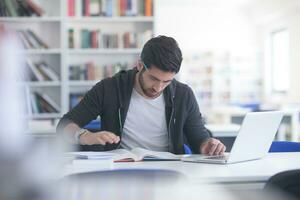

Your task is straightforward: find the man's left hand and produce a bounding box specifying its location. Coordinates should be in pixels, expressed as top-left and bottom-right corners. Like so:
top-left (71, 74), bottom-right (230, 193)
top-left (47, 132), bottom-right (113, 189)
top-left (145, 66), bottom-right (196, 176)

top-left (200, 138), bottom-right (226, 155)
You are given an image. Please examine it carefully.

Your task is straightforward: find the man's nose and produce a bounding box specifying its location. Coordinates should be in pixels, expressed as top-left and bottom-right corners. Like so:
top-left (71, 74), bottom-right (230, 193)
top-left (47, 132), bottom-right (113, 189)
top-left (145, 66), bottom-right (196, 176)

top-left (153, 82), bottom-right (164, 92)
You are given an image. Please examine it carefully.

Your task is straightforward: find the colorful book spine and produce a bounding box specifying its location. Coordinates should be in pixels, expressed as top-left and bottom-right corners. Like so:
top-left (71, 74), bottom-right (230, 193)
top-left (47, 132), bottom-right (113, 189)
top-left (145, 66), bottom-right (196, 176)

top-left (68, 0), bottom-right (75, 16)
top-left (84, 0), bottom-right (90, 16)
top-left (69, 29), bottom-right (74, 48)
top-left (90, 0), bottom-right (100, 16)
top-left (26, 0), bottom-right (45, 16)
top-left (145, 0), bottom-right (152, 16)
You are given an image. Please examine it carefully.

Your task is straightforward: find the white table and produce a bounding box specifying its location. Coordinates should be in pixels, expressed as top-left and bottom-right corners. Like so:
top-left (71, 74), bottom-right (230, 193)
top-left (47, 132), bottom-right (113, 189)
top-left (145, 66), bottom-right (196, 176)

top-left (65, 152), bottom-right (300, 190)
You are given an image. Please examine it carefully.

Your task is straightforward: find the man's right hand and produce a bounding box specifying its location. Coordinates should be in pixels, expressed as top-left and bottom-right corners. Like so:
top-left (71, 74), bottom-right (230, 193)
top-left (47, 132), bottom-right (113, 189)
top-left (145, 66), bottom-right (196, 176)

top-left (79, 131), bottom-right (120, 145)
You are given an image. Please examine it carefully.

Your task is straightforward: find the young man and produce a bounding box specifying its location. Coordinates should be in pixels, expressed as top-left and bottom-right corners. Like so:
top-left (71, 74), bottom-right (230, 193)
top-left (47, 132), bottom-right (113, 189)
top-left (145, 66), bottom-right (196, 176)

top-left (57, 36), bottom-right (226, 155)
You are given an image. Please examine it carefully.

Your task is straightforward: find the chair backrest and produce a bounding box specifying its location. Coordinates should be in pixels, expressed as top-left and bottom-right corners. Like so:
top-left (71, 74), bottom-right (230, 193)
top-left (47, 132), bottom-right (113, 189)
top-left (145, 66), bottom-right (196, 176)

top-left (183, 144), bottom-right (192, 154)
top-left (264, 169), bottom-right (300, 199)
top-left (269, 141), bottom-right (300, 152)
top-left (84, 119), bottom-right (101, 131)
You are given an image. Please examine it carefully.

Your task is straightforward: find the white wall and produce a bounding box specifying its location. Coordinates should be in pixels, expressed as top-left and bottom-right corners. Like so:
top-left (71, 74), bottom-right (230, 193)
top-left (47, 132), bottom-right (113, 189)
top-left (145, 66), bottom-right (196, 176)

top-left (154, 0), bottom-right (258, 54)
top-left (258, 7), bottom-right (300, 103)
top-left (288, 13), bottom-right (300, 103)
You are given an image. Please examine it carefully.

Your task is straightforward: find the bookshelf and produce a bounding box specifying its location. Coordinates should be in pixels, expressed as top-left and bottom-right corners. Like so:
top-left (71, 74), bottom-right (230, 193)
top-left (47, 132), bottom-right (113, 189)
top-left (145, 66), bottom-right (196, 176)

top-left (0, 0), bottom-right (154, 136)
top-left (0, 17), bottom-right (61, 22)
top-left (181, 51), bottom-right (262, 123)
top-left (65, 0), bottom-right (154, 113)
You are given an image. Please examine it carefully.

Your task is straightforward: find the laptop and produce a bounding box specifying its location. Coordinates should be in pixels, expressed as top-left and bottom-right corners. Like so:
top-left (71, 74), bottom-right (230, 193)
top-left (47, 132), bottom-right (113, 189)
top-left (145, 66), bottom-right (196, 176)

top-left (182, 111), bottom-right (284, 164)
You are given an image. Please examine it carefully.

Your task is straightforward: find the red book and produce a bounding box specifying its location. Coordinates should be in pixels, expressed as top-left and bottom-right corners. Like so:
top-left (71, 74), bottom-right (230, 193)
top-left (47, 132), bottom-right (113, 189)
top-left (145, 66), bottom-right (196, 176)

top-left (87, 62), bottom-right (95, 80)
top-left (123, 32), bottom-right (129, 48)
top-left (85, 0), bottom-right (90, 16)
top-left (91, 31), bottom-right (99, 48)
top-left (68, 0), bottom-right (75, 16)
top-left (120, 0), bottom-right (126, 16)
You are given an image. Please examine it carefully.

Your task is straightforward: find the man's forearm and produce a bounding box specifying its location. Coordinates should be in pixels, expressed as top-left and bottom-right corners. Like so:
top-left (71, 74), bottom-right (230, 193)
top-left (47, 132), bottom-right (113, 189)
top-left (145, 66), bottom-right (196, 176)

top-left (57, 120), bottom-right (120, 146)
top-left (63, 123), bottom-right (82, 144)
top-left (56, 118), bottom-right (83, 144)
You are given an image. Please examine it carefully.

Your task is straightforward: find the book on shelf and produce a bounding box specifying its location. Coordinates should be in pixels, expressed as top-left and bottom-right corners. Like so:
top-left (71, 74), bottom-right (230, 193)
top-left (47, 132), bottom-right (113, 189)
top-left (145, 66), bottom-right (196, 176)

top-left (144, 0), bottom-right (152, 16)
top-left (25, 58), bottom-right (59, 81)
top-left (17, 30), bottom-right (49, 49)
top-left (27, 29), bottom-right (48, 48)
top-left (68, 0), bottom-right (75, 17)
top-left (37, 62), bottom-right (59, 81)
top-left (67, 0), bottom-right (152, 17)
top-left (25, 86), bottom-right (32, 115)
top-left (70, 93), bottom-right (85, 109)
top-left (68, 147), bottom-right (181, 162)
top-left (68, 29), bottom-right (74, 48)
top-left (68, 28), bottom-right (152, 49)
top-left (4, 0), bottom-right (18, 17)
top-left (30, 93), bottom-right (39, 113)
top-left (90, 0), bottom-right (101, 16)
top-left (26, 58), bottom-right (44, 81)
top-left (0, 0), bottom-right (45, 17)
top-left (123, 31), bottom-right (153, 48)
top-left (69, 61), bottom-right (129, 81)
top-left (29, 91), bottom-right (60, 114)
top-left (25, 0), bottom-right (44, 16)
top-left (103, 62), bottom-right (129, 77)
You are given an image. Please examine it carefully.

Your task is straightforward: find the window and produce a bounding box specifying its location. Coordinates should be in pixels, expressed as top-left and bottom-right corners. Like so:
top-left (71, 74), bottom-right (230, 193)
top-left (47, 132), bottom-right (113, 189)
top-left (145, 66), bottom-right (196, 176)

top-left (270, 29), bottom-right (290, 93)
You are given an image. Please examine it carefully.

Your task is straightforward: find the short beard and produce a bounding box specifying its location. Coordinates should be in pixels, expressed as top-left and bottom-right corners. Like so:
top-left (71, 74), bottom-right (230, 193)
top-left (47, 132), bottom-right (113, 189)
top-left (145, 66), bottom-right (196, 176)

top-left (138, 69), bottom-right (149, 96)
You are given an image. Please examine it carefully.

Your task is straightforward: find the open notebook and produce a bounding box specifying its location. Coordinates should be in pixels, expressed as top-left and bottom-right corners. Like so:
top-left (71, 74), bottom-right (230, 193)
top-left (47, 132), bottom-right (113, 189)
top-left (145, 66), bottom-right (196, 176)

top-left (69, 148), bottom-right (181, 162)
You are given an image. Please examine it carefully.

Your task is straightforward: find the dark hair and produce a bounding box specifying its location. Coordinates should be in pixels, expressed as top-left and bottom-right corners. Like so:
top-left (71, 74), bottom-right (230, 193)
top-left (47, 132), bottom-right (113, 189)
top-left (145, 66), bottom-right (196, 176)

top-left (140, 35), bottom-right (182, 73)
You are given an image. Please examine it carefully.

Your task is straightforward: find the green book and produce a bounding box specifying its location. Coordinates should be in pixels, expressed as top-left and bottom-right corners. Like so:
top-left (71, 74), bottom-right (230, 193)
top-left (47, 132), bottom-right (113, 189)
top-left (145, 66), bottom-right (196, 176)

top-left (4, 0), bottom-right (18, 16)
top-left (81, 29), bottom-right (90, 49)
top-left (69, 29), bottom-right (74, 48)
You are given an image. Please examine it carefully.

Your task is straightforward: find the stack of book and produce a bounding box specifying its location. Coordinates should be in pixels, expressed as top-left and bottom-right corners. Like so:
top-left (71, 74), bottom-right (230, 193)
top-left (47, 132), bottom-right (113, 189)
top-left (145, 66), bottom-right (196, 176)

top-left (69, 93), bottom-right (85, 109)
top-left (0, 0), bottom-right (44, 17)
top-left (68, 0), bottom-right (153, 17)
top-left (69, 28), bottom-right (152, 49)
top-left (25, 58), bottom-right (59, 81)
top-left (29, 91), bottom-right (60, 114)
top-left (17, 29), bottom-right (49, 49)
top-left (69, 62), bottom-right (129, 81)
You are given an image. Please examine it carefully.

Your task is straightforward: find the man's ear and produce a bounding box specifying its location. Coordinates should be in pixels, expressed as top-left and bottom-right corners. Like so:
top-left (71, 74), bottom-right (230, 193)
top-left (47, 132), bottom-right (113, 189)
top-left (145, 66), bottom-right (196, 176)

top-left (137, 60), bottom-right (143, 72)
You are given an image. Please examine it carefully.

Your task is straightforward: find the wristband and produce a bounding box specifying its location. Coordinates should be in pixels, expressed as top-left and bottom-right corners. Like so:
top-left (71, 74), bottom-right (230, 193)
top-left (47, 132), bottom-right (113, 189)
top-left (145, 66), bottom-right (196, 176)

top-left (74, 129), bottom-right (87, 144)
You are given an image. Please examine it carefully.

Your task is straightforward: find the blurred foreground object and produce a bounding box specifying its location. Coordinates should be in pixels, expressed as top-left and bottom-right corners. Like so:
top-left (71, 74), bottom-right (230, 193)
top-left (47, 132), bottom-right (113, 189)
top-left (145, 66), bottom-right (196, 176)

top-left (264, 169), bottom-right (300, 199)
top-left (0, 27), bottom-right (60, 200)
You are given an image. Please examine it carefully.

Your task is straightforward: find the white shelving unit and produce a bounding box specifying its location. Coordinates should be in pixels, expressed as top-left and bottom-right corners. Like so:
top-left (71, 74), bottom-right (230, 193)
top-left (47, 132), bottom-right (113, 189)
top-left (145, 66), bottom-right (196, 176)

top-left (67, 16), bottom-right (154, 23)
top-left (68, 48), bottom-right (142, 54)
top-left (26, 81), bottom-right (61, 87)
top-left (0, 17), bottom-right (61, 22)
top-left (24, 49), bottom-right (62, 54)
top-left (1, 0), bottom-right (63, 136)
top-left (1, 0), bottom-right (154, 136)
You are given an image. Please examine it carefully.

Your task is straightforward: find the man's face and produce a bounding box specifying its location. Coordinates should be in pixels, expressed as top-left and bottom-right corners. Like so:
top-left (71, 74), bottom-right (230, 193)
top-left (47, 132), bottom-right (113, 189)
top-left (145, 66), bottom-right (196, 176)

top-left (138, 64), bottom-right (176, 98)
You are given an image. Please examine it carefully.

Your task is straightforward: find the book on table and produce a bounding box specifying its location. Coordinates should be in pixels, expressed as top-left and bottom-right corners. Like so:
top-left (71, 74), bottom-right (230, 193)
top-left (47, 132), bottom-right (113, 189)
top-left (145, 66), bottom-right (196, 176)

top-left (69, 148), bottom-right (182, 162)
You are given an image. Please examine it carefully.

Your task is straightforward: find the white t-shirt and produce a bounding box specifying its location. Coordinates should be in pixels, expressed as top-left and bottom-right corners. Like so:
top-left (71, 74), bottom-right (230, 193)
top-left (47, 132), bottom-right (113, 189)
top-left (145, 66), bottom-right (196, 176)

top-left (120, 88), bottom-right (168, 151)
